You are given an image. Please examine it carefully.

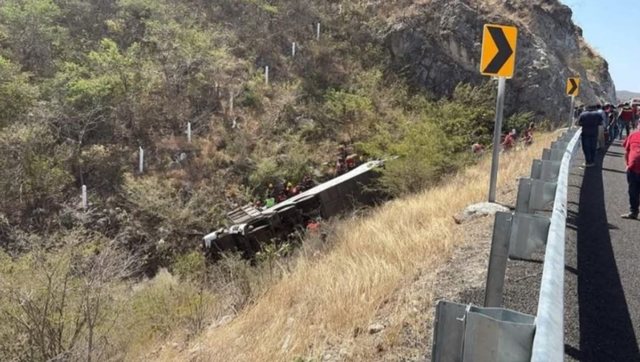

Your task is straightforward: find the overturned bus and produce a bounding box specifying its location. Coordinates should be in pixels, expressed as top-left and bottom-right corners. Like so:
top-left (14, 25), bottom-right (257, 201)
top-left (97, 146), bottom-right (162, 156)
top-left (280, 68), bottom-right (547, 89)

top-left (202, 160), bottom-right (384, 260)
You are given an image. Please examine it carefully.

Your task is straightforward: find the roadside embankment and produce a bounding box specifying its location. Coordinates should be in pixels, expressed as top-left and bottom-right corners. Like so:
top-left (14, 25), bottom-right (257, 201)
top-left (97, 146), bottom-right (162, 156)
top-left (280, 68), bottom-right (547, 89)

top-left (156, 131), bottom-right (562, 362)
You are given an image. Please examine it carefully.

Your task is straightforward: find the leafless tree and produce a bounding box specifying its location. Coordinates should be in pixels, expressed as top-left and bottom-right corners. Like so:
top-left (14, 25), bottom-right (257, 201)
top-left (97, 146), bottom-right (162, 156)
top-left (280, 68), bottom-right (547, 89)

top-left (0, 242), bottom-right (137, 361)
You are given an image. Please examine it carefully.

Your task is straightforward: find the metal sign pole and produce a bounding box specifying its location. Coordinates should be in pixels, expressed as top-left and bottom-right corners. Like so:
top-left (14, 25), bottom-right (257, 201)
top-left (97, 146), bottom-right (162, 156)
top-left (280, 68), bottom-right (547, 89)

top-left (569, 95), bottom-right (575, 129)
top-left (488, 77), bottom-right (507, 203)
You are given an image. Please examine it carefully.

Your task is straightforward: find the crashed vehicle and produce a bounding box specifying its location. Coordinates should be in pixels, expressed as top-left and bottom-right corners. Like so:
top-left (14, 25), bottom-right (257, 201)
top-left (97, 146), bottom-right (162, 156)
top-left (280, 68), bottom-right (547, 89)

top-left (202, 160), bottom-right (384, 260)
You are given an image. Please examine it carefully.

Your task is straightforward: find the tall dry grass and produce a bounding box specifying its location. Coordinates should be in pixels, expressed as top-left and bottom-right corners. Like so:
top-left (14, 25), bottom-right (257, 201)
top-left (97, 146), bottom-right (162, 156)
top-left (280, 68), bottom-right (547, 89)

top-left (160, 131), bottom-right (561, 362)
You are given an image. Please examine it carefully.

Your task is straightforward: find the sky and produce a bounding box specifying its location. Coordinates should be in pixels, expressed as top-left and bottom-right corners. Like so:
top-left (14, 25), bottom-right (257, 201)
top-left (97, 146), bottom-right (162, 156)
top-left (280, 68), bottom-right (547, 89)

top-left (561, 0), bottom-right (640, 92)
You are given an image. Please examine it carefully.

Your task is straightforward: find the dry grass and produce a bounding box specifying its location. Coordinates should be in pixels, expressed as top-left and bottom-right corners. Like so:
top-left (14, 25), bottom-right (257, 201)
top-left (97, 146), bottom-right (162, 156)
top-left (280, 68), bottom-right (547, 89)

top-left (156, 131), bottom-right (561, 362)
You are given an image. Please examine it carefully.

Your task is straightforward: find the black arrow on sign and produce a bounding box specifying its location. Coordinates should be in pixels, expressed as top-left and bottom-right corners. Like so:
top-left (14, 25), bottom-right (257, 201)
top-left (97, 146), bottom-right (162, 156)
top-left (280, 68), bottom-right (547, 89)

top-left (568, 78), bottom-right (578, 95)
top-left (484, 26), bottom-right (514, 74)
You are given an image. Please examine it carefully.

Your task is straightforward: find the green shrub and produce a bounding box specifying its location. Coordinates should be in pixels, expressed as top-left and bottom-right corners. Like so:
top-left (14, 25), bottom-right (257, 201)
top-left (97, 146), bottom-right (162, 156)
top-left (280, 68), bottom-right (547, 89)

top-left (0, 56), bottom-right (38, 128)
top-left (127, 269), bottom-right (215, 339)
top-left (361, 118), bottom-right (470, 196)
top-left (580, 54), bottom-right (604, 74)
top-left (172, 250), bottom-right (206, 281)
top-left (0, 123), bottom-right (72, 220)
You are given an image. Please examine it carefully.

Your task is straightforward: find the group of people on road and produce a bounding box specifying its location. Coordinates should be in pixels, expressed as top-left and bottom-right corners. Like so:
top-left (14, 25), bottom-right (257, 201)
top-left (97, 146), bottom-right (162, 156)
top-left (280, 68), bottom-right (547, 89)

top-left (576, 102), bottom-right (640, 219)
top-left (575, 102), bottom-right (639, 147)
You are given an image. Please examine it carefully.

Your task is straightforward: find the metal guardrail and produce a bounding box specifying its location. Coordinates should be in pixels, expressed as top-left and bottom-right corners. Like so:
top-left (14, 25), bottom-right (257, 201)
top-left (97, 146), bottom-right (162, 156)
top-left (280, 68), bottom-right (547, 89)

top-left (432, 128), bottom-right (582, 362)
top-left (531, 127), bottom-right (581, 361)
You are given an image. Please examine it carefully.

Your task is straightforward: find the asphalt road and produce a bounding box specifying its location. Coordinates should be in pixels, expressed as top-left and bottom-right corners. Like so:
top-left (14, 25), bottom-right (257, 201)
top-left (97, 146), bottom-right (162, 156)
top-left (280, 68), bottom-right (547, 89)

top-left (563, 140), bottom-right (640, 361)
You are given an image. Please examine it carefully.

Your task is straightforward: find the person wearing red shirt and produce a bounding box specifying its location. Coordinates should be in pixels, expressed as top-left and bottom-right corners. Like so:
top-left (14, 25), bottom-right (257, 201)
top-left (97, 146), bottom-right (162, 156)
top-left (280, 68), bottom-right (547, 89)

top-left (502, 130), bottom-right (516, 152)
top-left (619, 104), bottom-right (635, 140)
top-left (622, 130), bottom-right (640, 219)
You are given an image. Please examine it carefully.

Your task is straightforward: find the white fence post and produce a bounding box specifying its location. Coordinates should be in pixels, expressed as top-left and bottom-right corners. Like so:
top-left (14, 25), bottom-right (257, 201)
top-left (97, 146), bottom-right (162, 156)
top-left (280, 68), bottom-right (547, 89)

top-left (292, 42), bottom-right (297, 58)
top-left (139, 147), bottom-right (144, 174)
top-left (187, 122), bottom-right (192, 143)
top-left (316, 22), bottom-right (321, 40)
top-left (265, 66), bottom-right (270, 86)
top-left (82, 185), bottom-right (87, 210)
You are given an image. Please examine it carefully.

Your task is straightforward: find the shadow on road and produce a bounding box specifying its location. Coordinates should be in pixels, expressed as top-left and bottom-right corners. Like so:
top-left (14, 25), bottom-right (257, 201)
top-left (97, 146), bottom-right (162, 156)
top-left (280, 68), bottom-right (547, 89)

top-left (570, 152), bottom-right (640, 361)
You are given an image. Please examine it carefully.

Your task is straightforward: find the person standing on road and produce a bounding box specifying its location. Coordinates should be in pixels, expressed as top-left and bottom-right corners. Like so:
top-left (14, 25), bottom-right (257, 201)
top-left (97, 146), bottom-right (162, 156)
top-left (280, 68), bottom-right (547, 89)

top-left (577, 105), bottom-right (602, 167)
top-left (619, 103), bottom-right (634, 140)
top-left (622, 128), bottom-right (640, 219)
top-left (596, 104), bottom-right (607, 149)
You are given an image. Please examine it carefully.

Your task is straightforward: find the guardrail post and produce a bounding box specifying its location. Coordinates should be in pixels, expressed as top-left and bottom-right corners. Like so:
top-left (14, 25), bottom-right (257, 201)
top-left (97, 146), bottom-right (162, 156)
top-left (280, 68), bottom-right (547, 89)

top-left (432, 301), bottom-right (535, 362)
top-left (484, 212), bottom-right (512, 307)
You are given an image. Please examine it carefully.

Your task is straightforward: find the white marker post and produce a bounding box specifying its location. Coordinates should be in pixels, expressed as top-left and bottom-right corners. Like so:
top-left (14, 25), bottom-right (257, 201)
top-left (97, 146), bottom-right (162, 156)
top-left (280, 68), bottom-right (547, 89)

top-left (187, 122), bottom-right (192, 143)
top-left (139, 147), bottom-right (144, 174)
top-left (316, 23), bottom-right (321, 40)
top-left (229, 90), bottom-right (235, 114)
top-left (292, 42), bottom-right (297, 58)
top-left (265, 66), bottom-right (270, 86)
top-left (82, 185), bottom-right (87, 210)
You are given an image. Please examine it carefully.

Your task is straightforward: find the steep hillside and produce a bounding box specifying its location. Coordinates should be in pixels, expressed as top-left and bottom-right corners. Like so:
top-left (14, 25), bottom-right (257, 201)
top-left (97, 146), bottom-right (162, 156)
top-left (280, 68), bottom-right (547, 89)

top-left (385, 0), bottom-right (615, 120)
top-left (157, 131), bottom-right (562, 362)
top-left (0, 0), bottom-right (616, 360)
top-left (618, 90), bottom-right (640, 102)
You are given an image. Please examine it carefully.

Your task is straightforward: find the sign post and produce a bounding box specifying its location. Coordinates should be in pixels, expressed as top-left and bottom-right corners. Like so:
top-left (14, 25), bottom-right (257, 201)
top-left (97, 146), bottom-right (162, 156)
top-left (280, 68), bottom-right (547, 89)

top-left (480, 24), bottom-right (518, 203)
top-left (488, 77), bottom-right (507, 203)
top-left (566, 77), bottom-right (580, 128)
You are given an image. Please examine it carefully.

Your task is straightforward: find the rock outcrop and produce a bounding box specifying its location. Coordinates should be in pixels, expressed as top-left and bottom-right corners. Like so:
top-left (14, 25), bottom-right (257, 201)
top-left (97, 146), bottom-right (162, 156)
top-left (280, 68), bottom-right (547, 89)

top-left (384, 0), bottom-right (615, 121)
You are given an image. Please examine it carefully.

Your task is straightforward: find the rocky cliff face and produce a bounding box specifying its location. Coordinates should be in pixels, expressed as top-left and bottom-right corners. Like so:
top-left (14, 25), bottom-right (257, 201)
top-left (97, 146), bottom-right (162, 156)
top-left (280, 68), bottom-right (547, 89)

top-left (383, 0), bottom-right (615, 121)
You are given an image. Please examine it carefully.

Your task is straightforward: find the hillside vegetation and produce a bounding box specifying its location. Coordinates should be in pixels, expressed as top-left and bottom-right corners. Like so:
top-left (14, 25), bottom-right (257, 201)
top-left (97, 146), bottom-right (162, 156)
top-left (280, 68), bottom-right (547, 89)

top-left (0, 0), bottom-right (609, 360)
top-left (158, 131), bottom-right (562, 361)
top-left (0, 0), bottom-right (542, 272)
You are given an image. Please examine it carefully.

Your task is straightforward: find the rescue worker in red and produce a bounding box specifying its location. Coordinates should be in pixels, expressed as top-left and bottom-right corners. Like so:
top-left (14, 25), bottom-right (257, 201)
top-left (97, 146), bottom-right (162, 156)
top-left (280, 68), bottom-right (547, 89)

top-left (502, 130), bottom-right (516, 152)
top-left (345, 154), bottom-right (358, 170)
top-left (306, 218), bottom-right (321, 233)
top-left (622, 127), bottom-right (640, 219)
